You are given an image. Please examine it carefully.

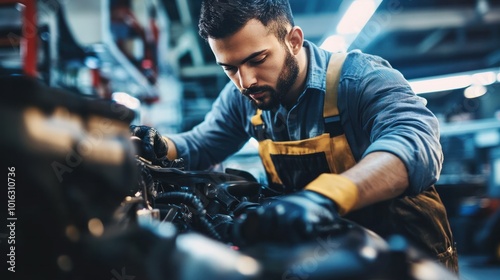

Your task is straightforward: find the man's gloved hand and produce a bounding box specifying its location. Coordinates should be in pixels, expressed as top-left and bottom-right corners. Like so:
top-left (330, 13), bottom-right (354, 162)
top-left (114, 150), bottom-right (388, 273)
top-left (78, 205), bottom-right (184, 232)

top-left (233, 190), bottom-right (340, 245)
top-left (130, 125), bottom-right (169, 166)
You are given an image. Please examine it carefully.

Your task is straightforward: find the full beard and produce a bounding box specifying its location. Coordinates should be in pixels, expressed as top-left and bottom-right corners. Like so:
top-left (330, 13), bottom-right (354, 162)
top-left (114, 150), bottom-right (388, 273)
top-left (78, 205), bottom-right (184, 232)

top-left (242, 50), bottom-right (299, 110)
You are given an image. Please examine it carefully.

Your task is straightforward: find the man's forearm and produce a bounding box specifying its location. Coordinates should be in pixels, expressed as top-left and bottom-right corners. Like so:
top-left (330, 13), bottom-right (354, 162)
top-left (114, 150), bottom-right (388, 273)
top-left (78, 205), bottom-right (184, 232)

top-left (342, 151), bottom-right (408, 210)
top-left (163, 136), bottom-right (178, 161)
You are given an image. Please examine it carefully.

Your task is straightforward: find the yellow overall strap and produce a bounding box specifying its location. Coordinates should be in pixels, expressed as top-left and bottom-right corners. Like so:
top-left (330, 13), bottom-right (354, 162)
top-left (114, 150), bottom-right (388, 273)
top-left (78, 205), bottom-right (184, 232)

top-left (324, 52), bottom-right (347, 118)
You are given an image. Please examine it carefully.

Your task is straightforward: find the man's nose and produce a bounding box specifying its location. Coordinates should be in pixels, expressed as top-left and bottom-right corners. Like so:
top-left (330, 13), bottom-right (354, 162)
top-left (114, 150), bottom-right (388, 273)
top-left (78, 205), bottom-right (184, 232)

top-left (238, 66), bottom-right (257, 89)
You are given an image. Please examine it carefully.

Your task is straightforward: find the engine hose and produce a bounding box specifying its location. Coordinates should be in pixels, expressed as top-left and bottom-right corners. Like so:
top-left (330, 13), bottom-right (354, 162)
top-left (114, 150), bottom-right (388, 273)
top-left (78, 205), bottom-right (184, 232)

top-left (155, 192), bottom-right (222, 241)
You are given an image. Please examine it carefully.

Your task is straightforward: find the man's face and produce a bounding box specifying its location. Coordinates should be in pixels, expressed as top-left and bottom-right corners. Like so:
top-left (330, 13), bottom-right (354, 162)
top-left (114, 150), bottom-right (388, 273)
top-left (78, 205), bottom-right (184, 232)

top-left (208, 19), bottom-right (299, 110)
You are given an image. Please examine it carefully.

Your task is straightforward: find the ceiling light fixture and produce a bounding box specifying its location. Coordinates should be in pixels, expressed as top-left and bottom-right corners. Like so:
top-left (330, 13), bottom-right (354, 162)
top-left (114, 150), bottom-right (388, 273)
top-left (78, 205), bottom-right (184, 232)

top-left (464, 84), bottom-right (487, 99)
top-left (336, 0), bottom-right (380, 35)
top-left (409, 69), bottom-right (498, 94)
top-left (320, 0), bottom-right (382, 52)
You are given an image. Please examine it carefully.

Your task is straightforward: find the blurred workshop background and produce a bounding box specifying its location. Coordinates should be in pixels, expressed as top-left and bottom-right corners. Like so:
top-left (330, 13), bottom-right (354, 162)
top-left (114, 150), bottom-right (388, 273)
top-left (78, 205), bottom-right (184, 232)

top-left (1, 0), bottom-right (500, 279)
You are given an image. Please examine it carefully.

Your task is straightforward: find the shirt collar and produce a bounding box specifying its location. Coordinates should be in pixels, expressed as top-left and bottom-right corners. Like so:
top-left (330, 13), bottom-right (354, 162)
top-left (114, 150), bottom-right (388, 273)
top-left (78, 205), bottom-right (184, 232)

top-left (302, 40), bottom-right (331, 93)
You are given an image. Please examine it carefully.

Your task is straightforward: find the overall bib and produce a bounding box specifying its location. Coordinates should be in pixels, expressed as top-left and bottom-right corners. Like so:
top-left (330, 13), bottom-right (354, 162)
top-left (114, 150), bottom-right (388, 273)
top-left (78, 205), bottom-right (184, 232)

top-left (251, 53), bottom-right (459, 273)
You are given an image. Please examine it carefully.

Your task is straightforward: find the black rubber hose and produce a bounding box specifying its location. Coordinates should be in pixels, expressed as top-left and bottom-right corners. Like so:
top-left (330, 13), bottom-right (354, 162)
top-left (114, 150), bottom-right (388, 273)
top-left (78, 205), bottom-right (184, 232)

top-left (155, 191), bottom-right (222, 241)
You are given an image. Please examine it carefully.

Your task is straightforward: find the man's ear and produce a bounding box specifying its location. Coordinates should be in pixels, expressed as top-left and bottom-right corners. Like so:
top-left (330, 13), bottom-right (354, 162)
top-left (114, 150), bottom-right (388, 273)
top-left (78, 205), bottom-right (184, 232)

top-left (288, 26), bottom-right (304, 55)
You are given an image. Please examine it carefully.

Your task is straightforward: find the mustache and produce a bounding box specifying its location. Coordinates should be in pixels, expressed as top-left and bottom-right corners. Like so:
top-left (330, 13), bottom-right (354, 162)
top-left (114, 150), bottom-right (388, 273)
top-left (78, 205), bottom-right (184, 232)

top-left (241, 85), bottom-right (274, 96)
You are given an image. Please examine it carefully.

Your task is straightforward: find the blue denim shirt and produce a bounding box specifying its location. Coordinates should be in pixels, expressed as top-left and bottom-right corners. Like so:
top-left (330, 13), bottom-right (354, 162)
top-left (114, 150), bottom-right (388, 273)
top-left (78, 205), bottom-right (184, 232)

top-left (169, 40), bottom-right (443, 195)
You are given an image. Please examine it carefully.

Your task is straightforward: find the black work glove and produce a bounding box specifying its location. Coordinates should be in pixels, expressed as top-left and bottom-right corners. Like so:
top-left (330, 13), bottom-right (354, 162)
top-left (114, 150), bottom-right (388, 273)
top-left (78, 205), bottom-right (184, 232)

top-left (130, 125), bottom-right (169, 166)
top-left (233, 190), bottom-right (340, 245)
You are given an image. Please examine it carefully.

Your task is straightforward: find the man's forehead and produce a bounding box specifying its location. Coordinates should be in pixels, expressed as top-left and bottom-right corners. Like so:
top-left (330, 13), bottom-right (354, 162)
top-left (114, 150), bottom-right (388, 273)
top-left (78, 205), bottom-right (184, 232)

top-left (208, 21), bottom-right (278, 64)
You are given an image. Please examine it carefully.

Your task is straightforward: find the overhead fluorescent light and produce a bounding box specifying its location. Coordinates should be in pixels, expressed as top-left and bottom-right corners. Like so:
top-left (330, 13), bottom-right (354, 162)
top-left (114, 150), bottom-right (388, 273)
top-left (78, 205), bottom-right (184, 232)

top-left (464, 84), bottom-right (487, 99)
top-left (409, 69), bottom-right (499, 94)
top-left (320, 0), bottom-right (382, 52)
top-left (471, 71), bottom-right (496, 86)
top-left (336, 0), bottom-right (381, 35)
top-left (409, 75), bottom-right (472, 94)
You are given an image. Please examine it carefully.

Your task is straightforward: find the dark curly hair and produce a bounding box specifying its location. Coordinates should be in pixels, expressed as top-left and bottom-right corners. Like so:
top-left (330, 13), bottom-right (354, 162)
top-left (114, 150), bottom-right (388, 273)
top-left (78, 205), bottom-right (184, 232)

top-left (198, 0), bottom-right (294, 43)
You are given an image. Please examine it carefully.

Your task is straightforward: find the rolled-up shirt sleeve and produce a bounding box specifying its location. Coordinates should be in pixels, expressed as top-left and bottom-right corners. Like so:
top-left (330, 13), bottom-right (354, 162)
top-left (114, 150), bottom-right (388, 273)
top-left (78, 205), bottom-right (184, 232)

top-left (342, 52), bottom-right (443, 195)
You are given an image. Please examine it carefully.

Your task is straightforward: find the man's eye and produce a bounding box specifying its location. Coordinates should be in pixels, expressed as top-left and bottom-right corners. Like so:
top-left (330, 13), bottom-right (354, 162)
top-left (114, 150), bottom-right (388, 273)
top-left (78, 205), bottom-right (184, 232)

top-left (223, 66), bottom-right (236, 72)
top-left (250, 57), bottom-right (266, 65)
